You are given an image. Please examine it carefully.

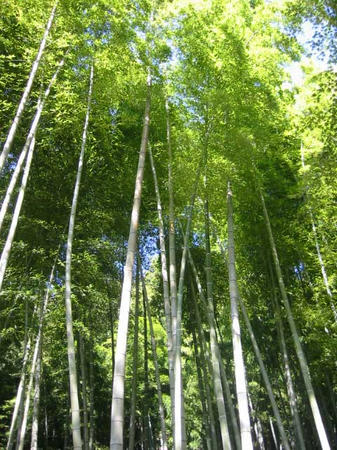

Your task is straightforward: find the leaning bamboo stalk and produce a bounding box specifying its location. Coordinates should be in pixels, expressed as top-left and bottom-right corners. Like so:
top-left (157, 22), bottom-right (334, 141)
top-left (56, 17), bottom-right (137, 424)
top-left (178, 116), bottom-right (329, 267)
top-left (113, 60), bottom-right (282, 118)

top-left (140, 259), bottom-right (168, 450)
top-left (143, 291), bottom-right (150, 450)
top-left (0, 54), bottom-right (67, 291)
top-left (79, 335), bottom-right (89, 450)
top-left (300, 144), bottom-right (337, 323)
top-left (128, 267), bottom-right (140, 450)
top-left (227, 183), bottom-right (254, 449)
top-left (0, 134), bottom-right (36, 292)
top-left (174, 152), bottom-right (203, 450)
top-left (247, 393), bottom-right (265, 450)
top-left (17, 349), bottom-right (36, 450)
top-left (6, 335), bottom-right (31, 448)
top-left (88, 332), bottom-right (94, 450)
top-left (218, 236), bottom-right (291, 449)
top-left (237, 296), bottom-right (291, 450)
top-left (204, 194), bottom-right (232, 450)
top-left (16, 251), bottom-right (59, 449)
top-left (270, 264), bottom-right (305, 450)
top-left (218, 354), bottom-right (241, 450)
top-left (0, 2), bottom-right (58, 172)
top-left (65, 63), bottom-right (94, 450)
top-left (190, 280), bottom-right (219, 450)
top-left (110, 71), bottom-right (151, 450)
top-left (0, 51), bottom-right (68, 236)
top-left (311, 216), bottom-right (337, 323)
top-left (148, 144), bottom-right (174, 420)
top-left (8, 250), bottom-right (57, 450)
top-left (261, 191), bottom-right (330, 450)
top-left (166, 97), bottom-right (177, 441)
top-left (191, 328), bottom-right (212, 450)
top-left (0, 129), bottom-right (35, 235)
top-left (188, 249), bottom-right (238, 450)
top-left (30, 341), bottom-right (41, 450)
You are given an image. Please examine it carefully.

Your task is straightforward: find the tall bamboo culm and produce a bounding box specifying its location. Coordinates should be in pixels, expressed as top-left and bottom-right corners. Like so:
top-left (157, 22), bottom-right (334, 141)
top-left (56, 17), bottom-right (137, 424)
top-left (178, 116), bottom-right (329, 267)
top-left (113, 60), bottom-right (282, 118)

top-left (65, 63), bottom-right (94, 450)
top-left (128, 265), bottom-right (140, 450)
top-left (110, 72), bottom-right (151, 450)
top-left (227, 183), bottom-right (254, 450)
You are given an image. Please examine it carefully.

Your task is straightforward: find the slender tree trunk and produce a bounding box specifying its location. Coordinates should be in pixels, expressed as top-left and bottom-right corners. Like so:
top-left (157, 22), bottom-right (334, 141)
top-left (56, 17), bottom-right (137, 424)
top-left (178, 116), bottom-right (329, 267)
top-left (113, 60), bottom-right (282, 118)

top-left (148, 144), bottom-right (174, 425)
top-left (109, 300), bottom-right (115, 387)
top-left (261, 191), bottom-right (330, 450)
top-left (190, 280), bottom-right (218, 450)
top-left (7, 305), bottom-right (31, 450)
top-left (110, 72), bottom-right (151, 450)
top-left (0, 1), bottom-right (58, 172)
top-left (166, 98), bottom-right (177, 439)
top-left (227, 183), bottom-right (253, 450)
top-left (0, 134), bottom-right (35, 292)
top-left (128, 267), bottom-right (140, 450)
top-left (15, 393), bottom-right (25, 450)
top-left (301, 144), bottom-right (337, 323)
top-left (191, 328), bottom-right (211, 450)
top-left (269, 417), bottom-right (278, 449)
top-left (17, 253), bottom-right (59, 449)
top-left (0, 51), bottom-right (68, 235)
top-left (44, 405), bottom-right (48, 448)
top-left (143, 292), bottom-right (149, 450)
top-left (189, 250), bottom-right (239, 450)
top-left (203, 197), bottom-right (231, 449)
top-left (0, 128), bottom-right (36, 234)
top-left (315, 387), bottom-right (337, 448)
top-left (17, 351), bottom-right (35, 450)
top-left (247, 393), bottom-right (265, 450)
top-left (65, 63), bottom-right (94, 450)
top-left (311, 217), bottom-right (337, 322)
top-left (0, 54), bottom-right (67, 291)
top-left (236, 295), bottom-right (291, 450)
top-left (174, 154), bottom-right (202, 450)
top-left (30, 250), bottom-right (59, 450)
top-left (218, 357), bottom-right (241, 450)
top-left (140, 261), bottom-right (168, 450)
top-left (30, 341), bottom-right (41, 450)
top-left (89, 339), bottom-right (94, 450)
top-left (79, 335), bottom-right (89, 450)
top-left (270, 268), bottom-right (305, 450)
top-left (325, 374), bottom-right (337, 425)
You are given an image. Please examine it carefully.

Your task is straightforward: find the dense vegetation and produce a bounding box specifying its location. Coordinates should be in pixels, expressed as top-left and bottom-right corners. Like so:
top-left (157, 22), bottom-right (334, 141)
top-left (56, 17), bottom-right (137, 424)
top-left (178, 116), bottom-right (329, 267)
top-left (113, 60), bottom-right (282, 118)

top-left (0, 0), bottom-right (336, 448)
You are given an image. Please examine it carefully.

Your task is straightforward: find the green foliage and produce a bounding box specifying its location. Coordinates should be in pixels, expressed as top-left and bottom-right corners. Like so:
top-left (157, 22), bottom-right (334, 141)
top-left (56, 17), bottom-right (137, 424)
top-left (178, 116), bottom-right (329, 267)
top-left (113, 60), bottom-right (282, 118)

top-left (0, 0), bottom-right (336, 447)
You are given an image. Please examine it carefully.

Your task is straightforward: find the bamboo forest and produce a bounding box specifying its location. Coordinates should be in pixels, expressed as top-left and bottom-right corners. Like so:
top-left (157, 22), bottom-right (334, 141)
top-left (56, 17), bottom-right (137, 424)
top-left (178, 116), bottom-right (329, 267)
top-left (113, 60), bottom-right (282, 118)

top-left (1, 0), bottom-right (337, 448)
